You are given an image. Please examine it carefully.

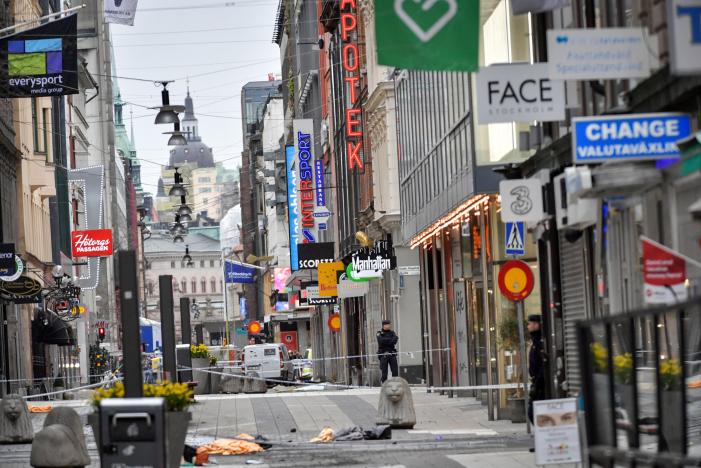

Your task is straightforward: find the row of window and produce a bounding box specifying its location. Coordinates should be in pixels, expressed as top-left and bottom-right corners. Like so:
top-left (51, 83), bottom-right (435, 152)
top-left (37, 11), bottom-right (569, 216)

top-left (166, 259), bottom-right (221, 269)
top-left (146, 278), bottom-right (223, 296)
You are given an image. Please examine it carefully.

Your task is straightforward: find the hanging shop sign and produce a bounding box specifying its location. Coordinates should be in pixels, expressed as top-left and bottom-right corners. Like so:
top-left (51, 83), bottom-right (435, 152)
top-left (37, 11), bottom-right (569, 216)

top-left (376, 0), bottom-right (479, 71)
top-left (0, 243), bottom-right (15, 271)
top-left (318, 262), bottom-right (344, 297)
top-left (302, 282), bottom-right (337, 306)
top-left (642, 237), bottom-right (688, 305)
top-left (293, 120), bottom-right (327, 243)
top-left (0, 276), bottom-right (43, 303)
top-left (533, 398), bottom-right (582, 465)
top-left (224, 260), bottom-right (257, 284)
top-left (498, 260), bottom-right (535, 301)
top-left (71, 229), bottom-right (113, 258)
top-left (349, 240), bottom-right (397, 280)
top-left (297, 242), bottom-right (335, 270)
top-left (69, 165), bottom-right (105, 290)
top-left (337, 277), bottom-right (370, 298)
top-left (547, 28), bottom-right (651, 81)
top-left (328, 313), bottom-right (342, 333)
top-left (286, 145), bottom-right (301, 270)
top-left (499, 179), bottom-right (545, 223)
top-left (0, 14), bottom-right (78, 98)
top-left (104, 0), bottom-right (139, 26)
top-left (668, 0), bottom-right (701, 76)
top-left (0, 255), bottom-right (23, 282)
top-left (340, 0), bottom-right (365, 170)
top-left (572, 113), bottom-right (692, 164)
top-left (476, 63), bottom-right (565, 124)
top-left (512, 0), bottom-right (570, 15)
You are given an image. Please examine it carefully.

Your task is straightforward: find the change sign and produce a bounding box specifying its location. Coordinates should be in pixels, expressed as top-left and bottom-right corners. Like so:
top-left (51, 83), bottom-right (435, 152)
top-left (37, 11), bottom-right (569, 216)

top-left (572, 113), bottom-right (692, 164)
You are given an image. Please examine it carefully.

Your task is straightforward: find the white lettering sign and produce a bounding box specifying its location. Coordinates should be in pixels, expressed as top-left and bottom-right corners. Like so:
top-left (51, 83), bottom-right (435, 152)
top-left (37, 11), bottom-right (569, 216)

top-left (547, 28), bottom-right (651, 80)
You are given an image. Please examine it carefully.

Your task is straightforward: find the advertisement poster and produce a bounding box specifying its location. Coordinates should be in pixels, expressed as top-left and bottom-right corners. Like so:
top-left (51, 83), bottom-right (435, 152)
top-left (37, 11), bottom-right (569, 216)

top-left (547, 28), bottom-right (650, 80)
top-left (274, 267), bottom-right (291, 292)
top-left (642, 238), bottom-right (688, 305)
top-left (0, 14), bottom-right (78, 97)
top-left (476, 63), bottom-right (565, 124)
top-left (572, 113), bottom-right (691, 164)
top-left (533, 398), bottom-right (582, 465)
top-left (280, 331), bottom-right (298, 353)
top-left (318, 262), bottom-right (344, 297)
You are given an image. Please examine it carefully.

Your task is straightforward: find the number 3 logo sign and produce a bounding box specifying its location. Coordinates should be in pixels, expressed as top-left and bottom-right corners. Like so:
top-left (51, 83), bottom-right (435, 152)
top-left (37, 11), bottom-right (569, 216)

top-left (499, 179), bottom-right (545, 223)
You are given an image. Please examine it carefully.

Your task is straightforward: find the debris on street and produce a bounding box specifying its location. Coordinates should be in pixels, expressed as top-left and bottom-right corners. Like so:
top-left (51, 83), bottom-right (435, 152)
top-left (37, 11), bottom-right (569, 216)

top-left (310, 427), bottom-right (334, 443)
top-left (196, 434), bottom-right (265, 456)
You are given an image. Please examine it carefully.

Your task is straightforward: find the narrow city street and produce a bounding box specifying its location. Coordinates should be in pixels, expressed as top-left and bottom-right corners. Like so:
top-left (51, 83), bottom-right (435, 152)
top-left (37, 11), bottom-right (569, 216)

top-left (0, 387), bottom-right (558, 468)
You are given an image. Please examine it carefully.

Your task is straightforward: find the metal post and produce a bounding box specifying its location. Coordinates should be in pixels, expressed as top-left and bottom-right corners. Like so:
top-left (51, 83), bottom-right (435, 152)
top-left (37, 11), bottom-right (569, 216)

top-left (159, 275), bottom-right (177, 382)
top-left (195, 324), bottom-right (204, 345)
top-left (516, 300), bottom-right (531, 434)
top-left (222, 253), bottom-right (230, 345)
top-left (479, 204), bottom-right (495, 420)
top-left (179, 297), bottom-right (193, 383)
top-left (118, 250), bottom-right (143, 398)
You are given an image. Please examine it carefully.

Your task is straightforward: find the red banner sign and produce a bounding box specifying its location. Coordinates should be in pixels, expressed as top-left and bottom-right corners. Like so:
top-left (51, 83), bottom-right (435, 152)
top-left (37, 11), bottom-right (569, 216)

top-left (71, 229), bottom-right (113, 258)
top-left (642, 238), bottom-right (687, 305)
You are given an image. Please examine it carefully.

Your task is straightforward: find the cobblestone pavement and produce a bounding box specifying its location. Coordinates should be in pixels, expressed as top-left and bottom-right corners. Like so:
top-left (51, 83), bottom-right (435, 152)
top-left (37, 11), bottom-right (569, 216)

top-left (0, 388), bottom-right (573, 467)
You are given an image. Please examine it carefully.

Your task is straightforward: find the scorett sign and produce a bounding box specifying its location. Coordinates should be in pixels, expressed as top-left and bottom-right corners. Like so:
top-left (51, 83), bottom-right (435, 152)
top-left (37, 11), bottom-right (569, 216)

top-left (297, 242), bottom-right (335, 270)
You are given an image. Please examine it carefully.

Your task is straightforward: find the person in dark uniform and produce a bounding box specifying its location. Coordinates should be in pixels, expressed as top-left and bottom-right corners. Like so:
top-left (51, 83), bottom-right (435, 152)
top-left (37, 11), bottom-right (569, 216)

top-left (527, 314), bottom-right (546, 424)
top-left (377, 320), bottom-right (399, 384)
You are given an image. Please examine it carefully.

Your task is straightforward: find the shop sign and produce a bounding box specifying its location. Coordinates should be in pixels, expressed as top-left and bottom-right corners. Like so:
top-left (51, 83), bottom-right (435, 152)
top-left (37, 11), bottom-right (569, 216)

top-left (498, 260), bottom-right (535, 301)
top-left (293, 120), bottom-right (327, 243)
top-left (274, 267), bottom-right (291, 292)
top-left (286, 145), bottom-right (300, 270)
top-left (642, 237), bottom-right (688, 305)
top-left (0, 243), bottom-right (15, 271)
top-left (499, 179), bottom-right (545, 223)
top-left (224, 260), bottom-right (257, 284)
top-left (533, 398), bottom-right (582, 465)
top-left (337, 278), bottom-right (369, 298)
top-left (0, 256), bottom-right (23, 282)
top-left (71, 229), bottom-right (113, 257)
top-left (512, 0), bottom-right (569, 15)
top-left (0, 276), bottom-right (43, 303)
top-left (476, 63), bottom-right (565, 124)
top-left (547, 28), bottom-right (651, 80)
top-left (303, 283), bottom-right (337, 306)
top-left (341, 0), bottom-right (364, 171)
top-left (104, 0), bottom-right (139, 26)
top-left (68, 165), bottom-right (104, 290)
top-left (572, 113), bottom-right (692, 164)
top-left (668, 0), bottom-right (701, 75)
top-left (0, 14), bottom-right (79, 98)
top-left (318, 262), bottom-right (344, 297)
top-left (297, 242), bottom-right (335, 270)
top-left (350, 240), bottom-right (397, 280)
top-left (505, 222), bottom-right (526, 256)
top-left (398, 265), bottom-right (420, 276)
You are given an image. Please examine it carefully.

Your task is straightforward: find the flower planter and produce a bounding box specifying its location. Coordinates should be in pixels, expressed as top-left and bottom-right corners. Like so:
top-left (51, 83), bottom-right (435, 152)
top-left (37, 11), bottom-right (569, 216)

top-left (191, 357), bottom-right (210, 395)
top-left (89, 410), bottom-right (191, 468)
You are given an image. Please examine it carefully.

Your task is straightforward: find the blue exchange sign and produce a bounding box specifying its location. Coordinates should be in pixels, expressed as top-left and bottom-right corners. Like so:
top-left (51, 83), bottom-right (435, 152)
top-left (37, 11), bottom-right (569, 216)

top-left (572, 113), bottom-right (691, 164)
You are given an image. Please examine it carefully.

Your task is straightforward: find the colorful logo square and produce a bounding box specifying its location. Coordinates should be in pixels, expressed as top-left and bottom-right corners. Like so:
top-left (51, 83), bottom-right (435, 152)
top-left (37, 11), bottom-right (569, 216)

top-left (8, 38), bottom-right (63, 76)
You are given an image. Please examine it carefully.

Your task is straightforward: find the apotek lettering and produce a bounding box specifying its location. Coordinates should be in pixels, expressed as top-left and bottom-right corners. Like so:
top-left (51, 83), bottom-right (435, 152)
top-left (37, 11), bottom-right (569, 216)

top-left (341, 0), bottom-right (364, 171)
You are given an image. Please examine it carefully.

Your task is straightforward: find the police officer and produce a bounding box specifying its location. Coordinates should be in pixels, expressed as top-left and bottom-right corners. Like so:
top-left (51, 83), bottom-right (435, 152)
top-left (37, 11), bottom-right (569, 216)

top-left (377, 319), bottom-right (399, 384)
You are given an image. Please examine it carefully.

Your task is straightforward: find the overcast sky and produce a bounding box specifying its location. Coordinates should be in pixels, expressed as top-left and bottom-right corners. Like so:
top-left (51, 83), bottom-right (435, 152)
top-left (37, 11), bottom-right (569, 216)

top-left (111, 0), bottom-right (281, 196)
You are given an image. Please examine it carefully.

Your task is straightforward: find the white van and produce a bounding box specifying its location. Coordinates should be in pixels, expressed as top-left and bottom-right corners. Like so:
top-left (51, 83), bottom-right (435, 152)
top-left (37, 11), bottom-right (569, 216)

top-left (242, 343), bottom-right (294, 382)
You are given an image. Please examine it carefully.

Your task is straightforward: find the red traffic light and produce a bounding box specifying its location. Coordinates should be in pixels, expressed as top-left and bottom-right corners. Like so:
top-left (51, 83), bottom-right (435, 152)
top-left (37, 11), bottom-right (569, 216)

top-left (98, 327), bottom-right (106, 341)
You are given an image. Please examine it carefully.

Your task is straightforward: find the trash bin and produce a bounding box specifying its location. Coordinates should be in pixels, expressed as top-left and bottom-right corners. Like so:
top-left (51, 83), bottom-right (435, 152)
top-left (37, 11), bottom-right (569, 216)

top-left (98, 397), bottom-right (167, 468)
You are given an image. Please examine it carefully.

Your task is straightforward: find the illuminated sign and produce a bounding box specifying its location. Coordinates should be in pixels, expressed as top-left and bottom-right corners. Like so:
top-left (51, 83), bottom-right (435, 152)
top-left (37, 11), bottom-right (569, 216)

top-left (293, 119), bottom-right (328, 244)
top-left (286, 145), bottom-right (300, 270)
top-left (341, 0), bottom-right (364, 171)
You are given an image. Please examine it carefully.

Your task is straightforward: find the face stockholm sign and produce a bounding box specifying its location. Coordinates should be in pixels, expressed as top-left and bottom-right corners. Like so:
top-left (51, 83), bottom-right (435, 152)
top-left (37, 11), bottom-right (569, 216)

top-left (341, 0), bottom-right (364, 171)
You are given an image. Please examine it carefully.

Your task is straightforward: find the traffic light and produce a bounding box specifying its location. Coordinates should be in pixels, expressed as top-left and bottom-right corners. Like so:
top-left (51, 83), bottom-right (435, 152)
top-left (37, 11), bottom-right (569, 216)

top-left (98, 327), bottom-right (106, 341)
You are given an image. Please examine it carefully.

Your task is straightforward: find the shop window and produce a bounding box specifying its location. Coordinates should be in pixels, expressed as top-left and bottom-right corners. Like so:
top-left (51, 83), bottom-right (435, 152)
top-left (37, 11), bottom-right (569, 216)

top-left (201, 278), bottom-right (206, 293)
top-left (181, 280), bottom-right (187, 294)
top-left (191, 279), bottom-right (197, 293)
top-left (210, 278), bottom-right (216, 293)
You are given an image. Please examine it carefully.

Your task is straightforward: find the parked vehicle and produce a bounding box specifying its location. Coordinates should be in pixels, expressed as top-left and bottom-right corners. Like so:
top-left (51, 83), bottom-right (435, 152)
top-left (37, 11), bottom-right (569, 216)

top-left (242, 343), bottom-right (294, 382)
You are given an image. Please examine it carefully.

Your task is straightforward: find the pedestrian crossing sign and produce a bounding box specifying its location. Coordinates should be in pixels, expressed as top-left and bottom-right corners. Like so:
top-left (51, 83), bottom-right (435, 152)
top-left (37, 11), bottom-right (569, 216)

top-left (505, 222), bottom-right (525, 256)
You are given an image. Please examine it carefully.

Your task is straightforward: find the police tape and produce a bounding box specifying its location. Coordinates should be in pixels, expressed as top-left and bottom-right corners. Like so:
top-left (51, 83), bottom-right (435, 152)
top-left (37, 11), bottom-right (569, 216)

top-left (20, 378), bottom-right (122, 400)
top-left (428, 383), bottom-right (526, 391)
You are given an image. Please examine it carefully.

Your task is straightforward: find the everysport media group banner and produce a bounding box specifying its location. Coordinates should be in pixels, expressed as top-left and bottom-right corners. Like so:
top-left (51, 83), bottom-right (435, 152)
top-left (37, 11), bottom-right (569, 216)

top-left (0, 14), bottom-right (78, 98)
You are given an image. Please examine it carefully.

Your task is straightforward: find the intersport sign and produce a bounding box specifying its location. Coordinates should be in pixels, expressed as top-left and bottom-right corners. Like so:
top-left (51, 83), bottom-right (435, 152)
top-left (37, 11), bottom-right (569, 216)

top-left (71, 229), bottom-right (113, 258)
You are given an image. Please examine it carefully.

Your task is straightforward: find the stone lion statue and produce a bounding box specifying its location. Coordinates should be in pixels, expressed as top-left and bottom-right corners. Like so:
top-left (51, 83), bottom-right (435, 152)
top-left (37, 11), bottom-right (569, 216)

top-left (0, 394), bottom-right (33, 443)
top-left (376, 377), bottom-right (416, 429)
